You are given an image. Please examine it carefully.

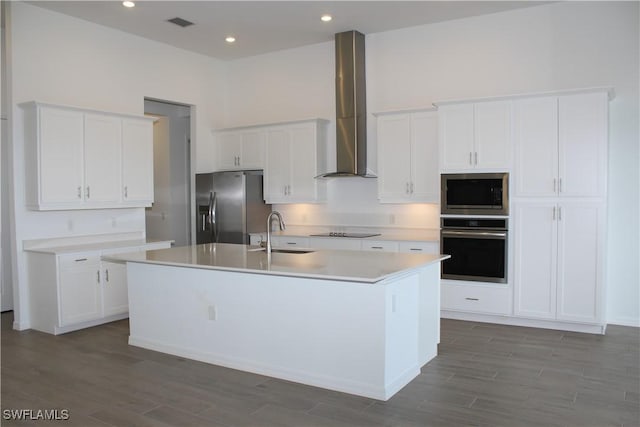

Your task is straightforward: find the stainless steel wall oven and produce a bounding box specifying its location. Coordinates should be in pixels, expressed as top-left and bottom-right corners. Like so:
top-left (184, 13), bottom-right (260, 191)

top-left (440, 218), bottom-right (508, 283)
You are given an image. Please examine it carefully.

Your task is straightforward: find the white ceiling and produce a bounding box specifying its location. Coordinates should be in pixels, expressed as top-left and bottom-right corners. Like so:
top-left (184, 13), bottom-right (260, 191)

top-left (28, 1), bottom-right (549, 60)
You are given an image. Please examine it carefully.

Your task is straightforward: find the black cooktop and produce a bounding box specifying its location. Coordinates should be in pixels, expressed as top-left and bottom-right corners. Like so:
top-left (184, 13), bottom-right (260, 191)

top-left (309, 232), bottom-right (381, 238)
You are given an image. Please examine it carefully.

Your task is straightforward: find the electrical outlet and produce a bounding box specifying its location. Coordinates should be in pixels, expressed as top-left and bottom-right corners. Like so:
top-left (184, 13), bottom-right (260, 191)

top-left (208, 305), bottom-right (217, 321)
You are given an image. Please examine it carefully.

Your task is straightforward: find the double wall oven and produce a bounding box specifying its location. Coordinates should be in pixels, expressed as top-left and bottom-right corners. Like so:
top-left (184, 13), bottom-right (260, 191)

top-left (440, 173), bottom-right (509, 283)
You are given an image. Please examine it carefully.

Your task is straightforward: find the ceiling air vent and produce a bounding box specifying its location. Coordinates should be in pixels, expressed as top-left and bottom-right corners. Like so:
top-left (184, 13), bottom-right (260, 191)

top-left (167, 17), bottom-right (194, 28)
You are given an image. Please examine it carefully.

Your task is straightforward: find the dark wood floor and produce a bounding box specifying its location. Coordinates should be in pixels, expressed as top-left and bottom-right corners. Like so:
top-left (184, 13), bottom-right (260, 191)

top-left (1, 312), bottom-right (638, 427)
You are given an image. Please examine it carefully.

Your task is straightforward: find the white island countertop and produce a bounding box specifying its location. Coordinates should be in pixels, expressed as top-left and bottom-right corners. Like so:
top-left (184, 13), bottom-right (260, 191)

top-left (106, 243), bottom-right (449, 283)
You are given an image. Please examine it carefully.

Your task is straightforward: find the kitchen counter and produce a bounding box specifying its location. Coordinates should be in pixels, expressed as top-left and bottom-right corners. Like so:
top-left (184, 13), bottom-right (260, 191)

top-left (118, 243), bottom-right (448, 400)
top-left (257, 225), bottom-right (440, 242)
top-left (106, 243), bottom-right (448, 283)
top-left (24, 238), bottom-right (174, 254)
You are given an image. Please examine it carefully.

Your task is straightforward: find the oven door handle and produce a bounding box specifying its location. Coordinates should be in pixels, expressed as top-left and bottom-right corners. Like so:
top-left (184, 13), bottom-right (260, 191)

top-left (441, 230), bottom-right (507, 239)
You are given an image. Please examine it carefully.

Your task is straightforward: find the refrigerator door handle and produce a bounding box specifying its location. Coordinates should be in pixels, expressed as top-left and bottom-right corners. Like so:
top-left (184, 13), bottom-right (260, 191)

top-left (210, 191), bottom-right (218, 242)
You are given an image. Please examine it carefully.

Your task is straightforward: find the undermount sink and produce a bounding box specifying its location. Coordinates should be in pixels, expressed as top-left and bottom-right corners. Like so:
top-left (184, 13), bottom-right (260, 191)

top-left (247, 247), bottom-right (315, 254)
top-left (270, 249), bottom-right (315, 254)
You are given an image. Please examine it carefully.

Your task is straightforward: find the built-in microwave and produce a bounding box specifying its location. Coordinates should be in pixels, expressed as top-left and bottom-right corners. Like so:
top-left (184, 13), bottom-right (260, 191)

top-left (441, 173), bottom-right (509, 216)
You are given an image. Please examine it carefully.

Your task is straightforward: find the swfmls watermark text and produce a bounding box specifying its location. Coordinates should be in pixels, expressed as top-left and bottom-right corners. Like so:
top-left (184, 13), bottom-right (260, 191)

top-left (2, 409), bottom-right (70, 421)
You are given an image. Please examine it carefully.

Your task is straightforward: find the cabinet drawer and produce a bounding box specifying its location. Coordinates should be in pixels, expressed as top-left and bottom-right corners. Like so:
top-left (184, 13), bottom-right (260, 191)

top-left (58, 254), bottom-right (100, 270)
top-left (271, 236), bottom-right (310, 248)
top-left (398, 241), bottom-right (439, 254)
top-left (441, 282), bottom-right (512, 315)
top-left (361, 240), bottom-right (399, 252)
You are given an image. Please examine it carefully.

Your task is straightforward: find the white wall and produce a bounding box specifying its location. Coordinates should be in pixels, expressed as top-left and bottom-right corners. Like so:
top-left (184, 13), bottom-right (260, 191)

top-left (7, 2), bottom-right (225, 328)
top-left (223, 2), bottom-right (639, 326)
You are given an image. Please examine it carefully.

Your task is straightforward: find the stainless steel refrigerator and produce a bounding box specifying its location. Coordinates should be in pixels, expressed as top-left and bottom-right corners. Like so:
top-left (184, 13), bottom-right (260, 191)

top-left (196, 170), bottom-right (272, 244)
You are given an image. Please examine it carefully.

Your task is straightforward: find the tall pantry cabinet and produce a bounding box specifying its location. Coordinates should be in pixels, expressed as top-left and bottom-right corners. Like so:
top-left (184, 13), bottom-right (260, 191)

top-left (513, 89), bottom-right (611, 328)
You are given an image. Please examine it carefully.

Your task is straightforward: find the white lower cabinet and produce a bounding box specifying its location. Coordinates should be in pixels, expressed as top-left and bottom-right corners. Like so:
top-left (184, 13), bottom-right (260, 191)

top-left (27, 241), bottom-right (171, 334)
top-left (101, 261), bottom-right (128, 317)
top-left (361, 240), bottom-right (399, 252)
top-left (514, 201), bottom-right (604, 324)
top-left (59, 255), bottom-right (102, 326)
top-left (270, 236), bottom-right (310, 249)
top-left (398, 241), bottom-right (439, 254)
top-left (441, 281), bottom-right (512, 315)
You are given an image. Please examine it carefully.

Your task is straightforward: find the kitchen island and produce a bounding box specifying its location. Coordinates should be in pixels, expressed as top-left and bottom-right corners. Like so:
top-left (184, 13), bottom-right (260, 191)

top-left (108, 243), bottom-right (449, 400)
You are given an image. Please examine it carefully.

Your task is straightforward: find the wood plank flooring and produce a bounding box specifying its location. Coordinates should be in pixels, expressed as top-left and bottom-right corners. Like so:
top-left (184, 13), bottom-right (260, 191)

top-left (2, 312), bottom-right (638, 426)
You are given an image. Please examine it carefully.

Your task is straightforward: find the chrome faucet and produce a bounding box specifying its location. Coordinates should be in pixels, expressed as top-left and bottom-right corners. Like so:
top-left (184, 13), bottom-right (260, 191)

top-left (266, 211), bottom-right (285, 254)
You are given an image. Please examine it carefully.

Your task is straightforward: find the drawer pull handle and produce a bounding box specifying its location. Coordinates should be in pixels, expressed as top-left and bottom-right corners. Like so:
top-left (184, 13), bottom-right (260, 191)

top-left (465, 297), bottom-right (479, 301)
top-left (409, 248), bottom-right (422, 251)
top-left (74, 258), bottom-right (88, 262)
top-left (371, 246), bottom-right (383, 249)
top-left (287, 242), bottom-right (297, 245)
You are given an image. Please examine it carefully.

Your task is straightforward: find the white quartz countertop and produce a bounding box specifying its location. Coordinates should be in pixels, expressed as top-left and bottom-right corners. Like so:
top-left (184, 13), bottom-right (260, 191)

top-left (24, 238), bottom-right (174, 255)
top-left (105, 243), bottom-right (450, 284)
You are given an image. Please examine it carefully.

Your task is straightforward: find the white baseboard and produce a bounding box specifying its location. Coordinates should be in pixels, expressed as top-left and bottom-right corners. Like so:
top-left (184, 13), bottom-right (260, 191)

top-left (441, 310), bottom-right (606, 334)
top-left (606, 316), bottom-right (640, 328)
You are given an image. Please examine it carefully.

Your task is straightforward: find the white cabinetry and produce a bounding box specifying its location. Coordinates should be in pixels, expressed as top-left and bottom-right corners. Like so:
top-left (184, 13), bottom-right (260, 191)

top-left (270, 236), bottom-right (310, 249)
top-left (22, 102), bottom-right (155, 210)
top-left (58, 254), bottom-right (102, 326)
top-left (376, 109), bottom-right (438, 203)
top-left (438, 100), bottom-right (512, 171)
top-left (84, 114), bottom-right (122, 205)
top-left (214, 128), bottom-right (265, 170)
top-left (264, 119), bottom-right (328, 203)
top-left (27, 240), bottom-right (172, 335)
top-left (101, 261), bottom-right (128, 317)
top-left (441, 282), bottom-right (512, 315)
top-left (361, 240), bottom-right (399, 252)
top-left (514, 202), bottom-right (604, 324)
top-left (514, 92), bottom-right (608, 198)
top-left (122, 118), bottom-right (154, 205)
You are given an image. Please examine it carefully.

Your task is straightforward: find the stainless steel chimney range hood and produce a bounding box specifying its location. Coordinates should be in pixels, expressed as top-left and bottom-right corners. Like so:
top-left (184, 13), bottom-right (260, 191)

top-left (318, 30), bottom-right (376, 178)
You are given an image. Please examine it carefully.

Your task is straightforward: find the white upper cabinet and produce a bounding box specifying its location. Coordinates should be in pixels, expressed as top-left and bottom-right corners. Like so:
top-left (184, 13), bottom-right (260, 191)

top-left (36, 106), bottom-right (85, 207)
top-left (514, 91), bottom-right (608, 198)
top-left (122, 118), bottom-right (154, 205)
top-left (377, 109), bottom-right (438, 203)
top-left (264, 119), bottom-right (327, 204)
top-left (214, 128), bottom-right (265, 171)
top-left (22, 102), bottom-right (155, 210)
top-left (558, 92), bottom-right (608, 198)
top-left (439, 100), bottom-right (513, 172)
top-left (84, 114), bottom-right (122, 205)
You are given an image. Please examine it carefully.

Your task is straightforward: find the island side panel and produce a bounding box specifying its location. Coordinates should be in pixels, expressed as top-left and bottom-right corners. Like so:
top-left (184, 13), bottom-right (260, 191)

top-left (418, 264), bottom-right (441, 366)
top-left (126, 262), bottom-right (423, 400)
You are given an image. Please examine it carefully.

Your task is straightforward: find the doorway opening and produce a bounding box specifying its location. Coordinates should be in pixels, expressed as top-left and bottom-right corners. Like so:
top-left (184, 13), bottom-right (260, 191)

top-left (144, 99), bottom-right (192, 247)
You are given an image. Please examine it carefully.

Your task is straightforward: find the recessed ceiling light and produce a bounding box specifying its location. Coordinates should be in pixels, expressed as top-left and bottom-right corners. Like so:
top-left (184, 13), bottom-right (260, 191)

top-left (321, 14), bottom-right (332, 22)
top-left (122, 1), bottom-right (135, 8)
top-left (225, 36), bottom-right (236, 43)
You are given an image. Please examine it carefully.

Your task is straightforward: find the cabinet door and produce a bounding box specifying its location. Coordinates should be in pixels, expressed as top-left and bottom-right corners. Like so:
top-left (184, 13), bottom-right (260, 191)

top-left (240, 130), bottom-right (265, 169)
top-left (439, 104), bottom-right (474, 171)
top-left (216, 132), bottom-right (242, 169)
top-left (558, 92), bottom-right (608, 198)
top-left (289, 124), bottom-right (317, 201)
top-left (556, 203), bottom-right (602, 323)
top-left (410, 111), bottom-right (439, 201)
top-left (264, 128), bottom-right (291, 203)
top-left (122, 118), bottom-right (154, 204)
top-left (84, 114), bottom-right (122, 204)
top-left (102, 261), bottom-right (128, 317)
top-left (39, 107), bottom-right (84, 205)
top-left (474, 101), bottom-right (512, 169)
top-left (377, 114), bottom-right (412, 201)
top-left (59, 258), bottom-right (102, 326)
top-left (513, 203), bottom-right (557, 320)
top-left (514, 97), bottom-right (558, 197)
